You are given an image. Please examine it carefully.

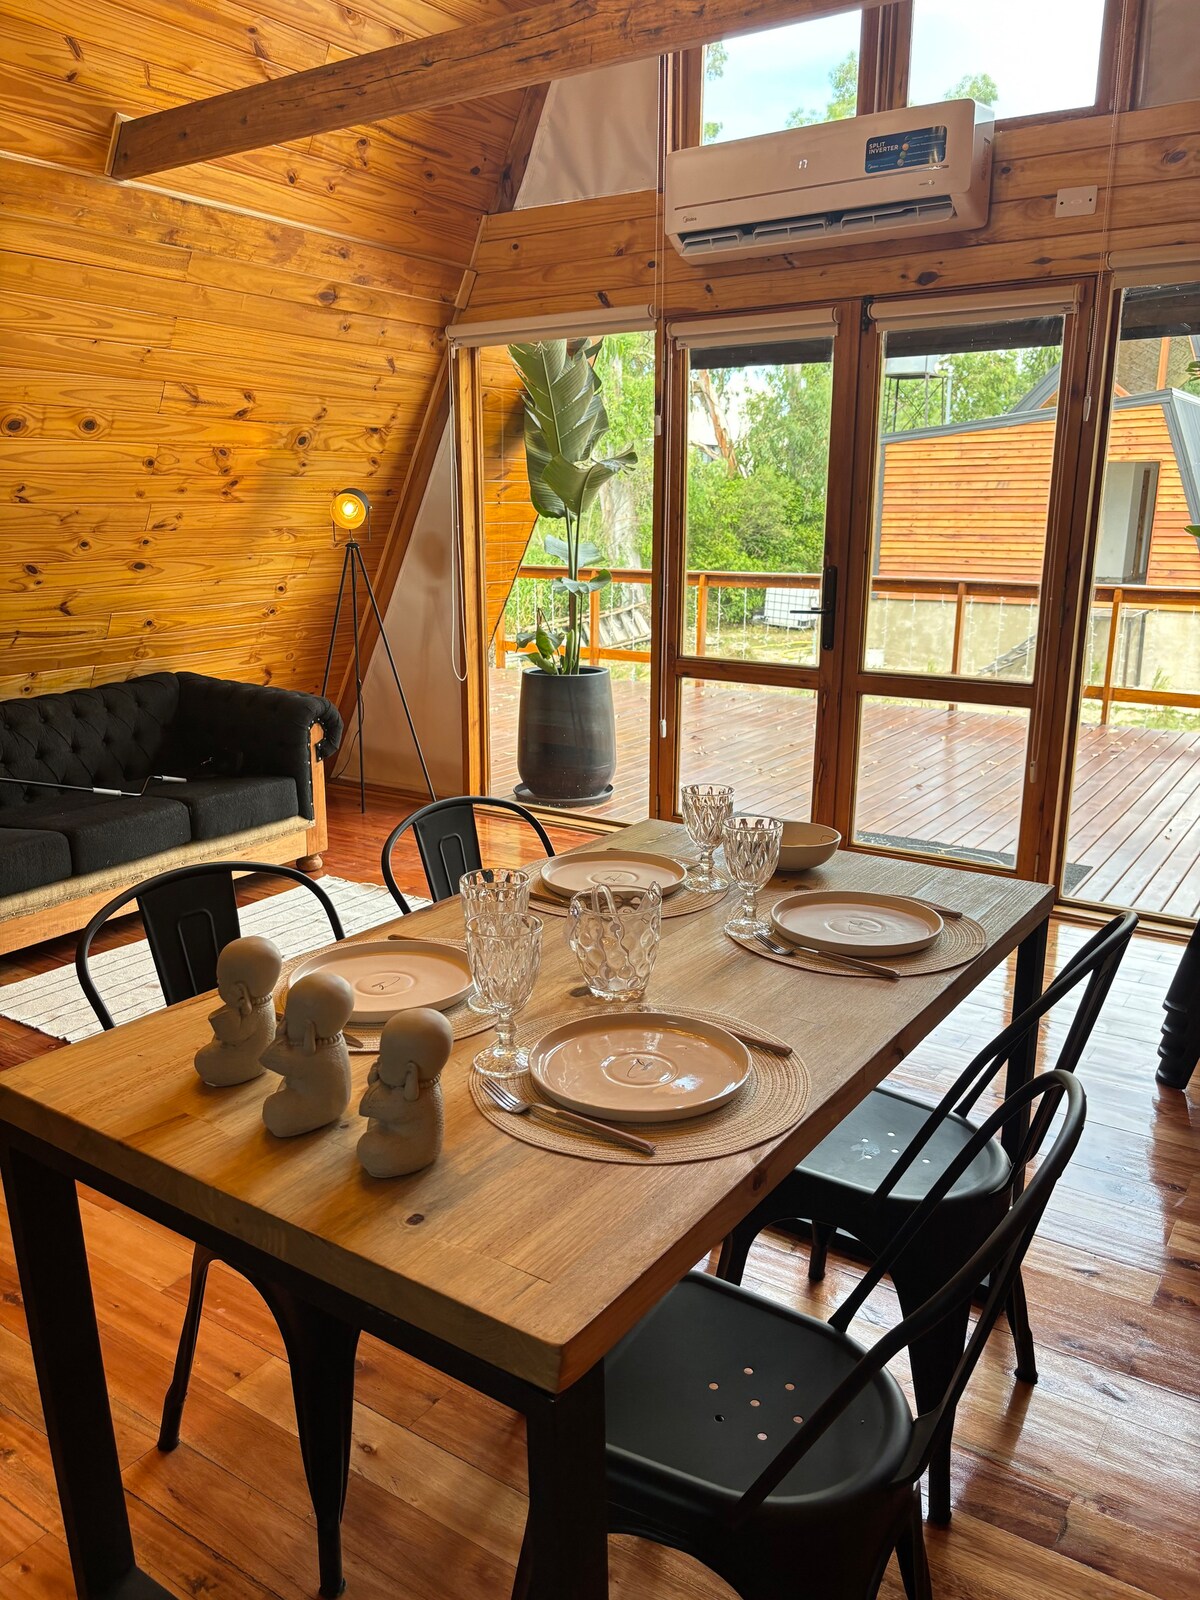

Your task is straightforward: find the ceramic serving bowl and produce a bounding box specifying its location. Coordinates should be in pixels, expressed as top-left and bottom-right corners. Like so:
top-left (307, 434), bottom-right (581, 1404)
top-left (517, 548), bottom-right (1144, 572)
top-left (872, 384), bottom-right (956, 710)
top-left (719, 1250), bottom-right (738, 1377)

top-left (777, 821), bottom-right (841, 872)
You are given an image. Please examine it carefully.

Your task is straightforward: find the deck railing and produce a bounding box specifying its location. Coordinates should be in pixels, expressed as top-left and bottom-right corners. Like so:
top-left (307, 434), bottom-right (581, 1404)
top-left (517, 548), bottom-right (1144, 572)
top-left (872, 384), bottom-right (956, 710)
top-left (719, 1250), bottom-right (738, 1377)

top-left (496, 566), bottom-right (1200, 722)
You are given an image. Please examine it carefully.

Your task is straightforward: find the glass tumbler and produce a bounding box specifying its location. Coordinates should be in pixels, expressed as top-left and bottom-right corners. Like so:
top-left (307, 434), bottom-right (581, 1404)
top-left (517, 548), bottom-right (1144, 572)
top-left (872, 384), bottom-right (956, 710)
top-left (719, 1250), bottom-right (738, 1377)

top-left (465, 913), bottom-right (542, 1078)
top-left (721, 815), bottom-right (784, 938)
top-left (567, 883), bottom-right (662, 1001)
top-left (459, 868), bottom-right (531, 1012)
top-left (680, 783), bottom-right (733, 892)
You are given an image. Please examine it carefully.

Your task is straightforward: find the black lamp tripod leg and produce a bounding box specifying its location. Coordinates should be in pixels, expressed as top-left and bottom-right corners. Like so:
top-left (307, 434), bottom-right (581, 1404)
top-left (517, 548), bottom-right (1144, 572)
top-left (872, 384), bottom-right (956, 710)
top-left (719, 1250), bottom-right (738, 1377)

top-left (320, 542), bottom-right (352, 701)
top-left (347, 544), bottom-right (367, 814)
top-left (351, 542), bottom-right (436, 802)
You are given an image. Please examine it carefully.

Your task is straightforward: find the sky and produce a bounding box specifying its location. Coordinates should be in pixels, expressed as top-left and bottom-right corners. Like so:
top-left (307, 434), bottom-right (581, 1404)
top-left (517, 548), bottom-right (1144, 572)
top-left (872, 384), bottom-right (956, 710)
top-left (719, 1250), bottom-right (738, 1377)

top-left (703, 0), bottom-right (1109, 144)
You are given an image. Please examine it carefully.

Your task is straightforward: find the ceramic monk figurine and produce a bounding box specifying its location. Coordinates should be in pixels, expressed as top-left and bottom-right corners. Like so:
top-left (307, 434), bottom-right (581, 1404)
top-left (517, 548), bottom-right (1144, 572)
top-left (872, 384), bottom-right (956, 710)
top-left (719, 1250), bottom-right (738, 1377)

top-left (260, 970), bottom-right (354, 1138)
top-left (194, 935), bottom-right (283, 1088)
top-left (356, 1007), bottom-right (453, 1178)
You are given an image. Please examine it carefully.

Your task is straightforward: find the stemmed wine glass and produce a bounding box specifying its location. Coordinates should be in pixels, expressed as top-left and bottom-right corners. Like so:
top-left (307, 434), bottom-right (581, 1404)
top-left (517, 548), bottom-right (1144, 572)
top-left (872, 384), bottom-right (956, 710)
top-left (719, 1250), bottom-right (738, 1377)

top-left (721, 815), bottom-right (783, 938)
top-left (459, 868), bottom-right (531, 1012)
top-left (680, 783), bottom-right (733, 892)
top-left (465, 913), bottom-right (542, 1078)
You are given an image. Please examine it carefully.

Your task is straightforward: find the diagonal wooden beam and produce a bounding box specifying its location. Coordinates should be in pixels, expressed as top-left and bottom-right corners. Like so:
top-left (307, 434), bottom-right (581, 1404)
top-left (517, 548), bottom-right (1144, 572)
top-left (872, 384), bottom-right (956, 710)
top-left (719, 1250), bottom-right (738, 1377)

top-left (110, 0), bottom-right (890, 181)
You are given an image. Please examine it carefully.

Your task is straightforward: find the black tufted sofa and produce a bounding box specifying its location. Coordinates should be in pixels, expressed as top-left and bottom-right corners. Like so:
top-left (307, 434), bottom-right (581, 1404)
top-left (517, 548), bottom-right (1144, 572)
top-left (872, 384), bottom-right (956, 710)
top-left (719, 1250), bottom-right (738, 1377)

top-left (0, 673), bottom-right (342, 953)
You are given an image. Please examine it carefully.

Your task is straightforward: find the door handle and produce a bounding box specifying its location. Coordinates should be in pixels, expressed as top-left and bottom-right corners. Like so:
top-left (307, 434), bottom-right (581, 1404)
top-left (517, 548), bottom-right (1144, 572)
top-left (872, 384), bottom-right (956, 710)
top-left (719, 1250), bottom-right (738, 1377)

top-left (789, 566), bottom-right (838, 652)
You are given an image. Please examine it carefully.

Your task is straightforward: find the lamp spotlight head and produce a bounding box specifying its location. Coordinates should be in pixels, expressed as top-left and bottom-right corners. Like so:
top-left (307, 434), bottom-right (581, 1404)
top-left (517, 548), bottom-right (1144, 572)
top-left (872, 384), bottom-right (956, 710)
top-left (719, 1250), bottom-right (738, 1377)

top-left (330, 488), bottom-right (370, 534)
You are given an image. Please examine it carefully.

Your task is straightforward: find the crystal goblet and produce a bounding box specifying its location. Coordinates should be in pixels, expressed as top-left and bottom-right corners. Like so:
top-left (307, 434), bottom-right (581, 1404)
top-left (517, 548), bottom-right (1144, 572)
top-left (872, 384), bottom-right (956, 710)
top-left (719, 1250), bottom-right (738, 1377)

top-left (721, 815), bottom-right (784, 938)
top-left (459, 868), bottom-right (531, 1012)
top-left (465, 913), bottom-right (542, 1078)
top-left (681, 783), bottom-right (733, 892)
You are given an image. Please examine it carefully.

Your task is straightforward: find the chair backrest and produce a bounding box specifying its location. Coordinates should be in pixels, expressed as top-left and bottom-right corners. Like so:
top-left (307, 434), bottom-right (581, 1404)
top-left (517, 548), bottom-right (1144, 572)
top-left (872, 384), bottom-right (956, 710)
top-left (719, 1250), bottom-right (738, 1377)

top-left (76, 861), bottom-right (345, 1031)
top-left (872, 910), bottom-right (1135, 1204)
top-left (380, 795), bottom-right (555, 911)
top-left (732, 1069), bottom-right (1086, 1521)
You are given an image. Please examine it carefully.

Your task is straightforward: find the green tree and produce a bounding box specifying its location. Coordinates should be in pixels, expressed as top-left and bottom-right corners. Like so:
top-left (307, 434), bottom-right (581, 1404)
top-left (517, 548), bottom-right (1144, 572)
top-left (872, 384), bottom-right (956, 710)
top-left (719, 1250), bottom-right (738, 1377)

top-left (787, 50), bottom-right (858, 129)
top-left (946, 71), bottom-right (999, 108)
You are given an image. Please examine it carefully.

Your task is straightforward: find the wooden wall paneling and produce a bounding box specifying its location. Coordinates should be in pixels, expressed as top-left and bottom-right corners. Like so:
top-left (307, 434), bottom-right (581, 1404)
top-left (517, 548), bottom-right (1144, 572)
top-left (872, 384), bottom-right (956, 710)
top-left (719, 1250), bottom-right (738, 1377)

top-left (464, 103), bottom-right (1200, 325)
top-left (0, 0), bottom-right (540, 704)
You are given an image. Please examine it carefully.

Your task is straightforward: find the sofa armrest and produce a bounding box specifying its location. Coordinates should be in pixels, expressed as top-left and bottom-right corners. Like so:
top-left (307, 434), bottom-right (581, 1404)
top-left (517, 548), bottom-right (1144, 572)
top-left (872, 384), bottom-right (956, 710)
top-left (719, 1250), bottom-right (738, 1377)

top-left (169, 674), bottom-right (344, 822)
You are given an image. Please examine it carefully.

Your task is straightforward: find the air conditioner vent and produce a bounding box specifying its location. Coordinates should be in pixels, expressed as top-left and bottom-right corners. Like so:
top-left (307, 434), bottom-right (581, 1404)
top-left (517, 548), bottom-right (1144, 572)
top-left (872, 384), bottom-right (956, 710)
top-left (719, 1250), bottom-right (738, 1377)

top-left (680, 196), bottom-right (956, 257)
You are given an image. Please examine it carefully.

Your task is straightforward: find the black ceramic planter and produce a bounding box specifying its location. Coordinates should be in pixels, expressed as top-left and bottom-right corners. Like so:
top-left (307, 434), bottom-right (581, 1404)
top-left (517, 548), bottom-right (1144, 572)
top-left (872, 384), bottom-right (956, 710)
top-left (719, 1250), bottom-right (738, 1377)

top-left (515, 665), bottom-right (617, 803)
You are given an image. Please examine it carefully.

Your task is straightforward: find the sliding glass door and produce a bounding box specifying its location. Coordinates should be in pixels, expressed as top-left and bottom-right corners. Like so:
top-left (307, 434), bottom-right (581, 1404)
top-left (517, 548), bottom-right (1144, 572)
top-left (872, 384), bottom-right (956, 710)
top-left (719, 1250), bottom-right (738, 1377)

top-left (664, 309), bottom-right (853, 821)
top-left (1061, 281), bottom-right (1200, 918)
top-left (839, 290), bottom-right (1089, 878)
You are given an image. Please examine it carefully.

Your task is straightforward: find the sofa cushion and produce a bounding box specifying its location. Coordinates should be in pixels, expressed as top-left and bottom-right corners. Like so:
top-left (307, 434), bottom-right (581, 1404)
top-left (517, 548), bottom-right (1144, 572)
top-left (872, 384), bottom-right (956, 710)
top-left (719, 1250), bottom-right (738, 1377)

top-left (0, 794), bottom-right (191, 875)
top-left (0, 827), bottom-right (73, 897)
top-left (144, 775), bottom-right (300, 841)
top-left (0, 674), bottom-right (179, 807)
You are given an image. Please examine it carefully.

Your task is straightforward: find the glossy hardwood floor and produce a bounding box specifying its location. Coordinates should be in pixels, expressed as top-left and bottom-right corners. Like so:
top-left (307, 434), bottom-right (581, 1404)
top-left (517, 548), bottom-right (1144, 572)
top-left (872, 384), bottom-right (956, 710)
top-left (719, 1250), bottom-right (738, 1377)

top-left (0, 787), bottom-right (1195, 1600)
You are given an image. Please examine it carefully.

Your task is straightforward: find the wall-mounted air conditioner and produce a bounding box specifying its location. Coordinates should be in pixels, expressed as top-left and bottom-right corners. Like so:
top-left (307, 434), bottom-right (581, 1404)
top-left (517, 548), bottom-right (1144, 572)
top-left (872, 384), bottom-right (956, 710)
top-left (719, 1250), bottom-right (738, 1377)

top-left (666, 99), bottom-right (994, 263)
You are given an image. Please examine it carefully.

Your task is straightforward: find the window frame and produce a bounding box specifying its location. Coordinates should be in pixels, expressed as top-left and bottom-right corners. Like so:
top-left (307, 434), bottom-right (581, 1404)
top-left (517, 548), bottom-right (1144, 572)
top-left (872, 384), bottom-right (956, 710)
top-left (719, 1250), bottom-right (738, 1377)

top-left (675, 0), bottom-right (1145, 153)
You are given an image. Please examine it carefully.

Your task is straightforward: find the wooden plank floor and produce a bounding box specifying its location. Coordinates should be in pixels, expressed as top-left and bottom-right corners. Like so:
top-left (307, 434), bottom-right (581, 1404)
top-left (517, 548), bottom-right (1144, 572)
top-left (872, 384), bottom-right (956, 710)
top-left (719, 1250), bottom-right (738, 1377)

top-left (0, 789), bottom-right (1197, 1600)
top-left (487, 671), bottom-right (1200, 917)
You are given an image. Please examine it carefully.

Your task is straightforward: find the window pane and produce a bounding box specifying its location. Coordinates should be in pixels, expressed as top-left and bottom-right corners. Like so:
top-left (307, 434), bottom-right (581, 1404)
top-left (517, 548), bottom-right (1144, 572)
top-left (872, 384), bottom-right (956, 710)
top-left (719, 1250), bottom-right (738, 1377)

top-left (1063, 282), bottom-right (1200, 916)
top-left (853, 696), bottom-right (1030, 868)
top-left (678, 680), bottom-right (817, 819)
top-left (867, 315), bottom-right (1066, 683)
top-left (684, 339), bottom-right (834, 667)
top-left (909, 0), bottom-right (1106, 120)
top-left (482, 332), bottom-right (656, 825)
top-left (702, 12), bottom-right (861, 145)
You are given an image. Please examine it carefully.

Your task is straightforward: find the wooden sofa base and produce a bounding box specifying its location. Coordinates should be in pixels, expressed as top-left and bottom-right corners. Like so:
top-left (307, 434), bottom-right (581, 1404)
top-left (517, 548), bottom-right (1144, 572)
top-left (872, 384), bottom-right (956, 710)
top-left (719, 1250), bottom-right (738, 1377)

top-left (0, 734), bottom-right (330, 958)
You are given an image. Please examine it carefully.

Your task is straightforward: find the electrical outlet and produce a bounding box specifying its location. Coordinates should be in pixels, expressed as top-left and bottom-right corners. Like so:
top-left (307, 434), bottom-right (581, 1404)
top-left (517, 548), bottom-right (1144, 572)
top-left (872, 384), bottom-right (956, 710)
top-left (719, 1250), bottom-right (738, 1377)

top-left (1055, 185), bottom-right (1098, 218)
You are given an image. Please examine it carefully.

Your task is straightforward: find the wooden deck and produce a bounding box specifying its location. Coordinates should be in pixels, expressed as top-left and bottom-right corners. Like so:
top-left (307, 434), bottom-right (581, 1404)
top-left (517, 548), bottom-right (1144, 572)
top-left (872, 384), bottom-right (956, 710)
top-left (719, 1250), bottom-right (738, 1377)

top-left (487, 670), bottom-right (1200, 918)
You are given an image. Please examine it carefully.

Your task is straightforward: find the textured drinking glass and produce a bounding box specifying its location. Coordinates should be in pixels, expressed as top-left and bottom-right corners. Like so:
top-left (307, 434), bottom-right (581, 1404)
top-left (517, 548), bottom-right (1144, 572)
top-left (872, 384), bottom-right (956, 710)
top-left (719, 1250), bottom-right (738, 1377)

top-left (466, 913), bottom-right (542, 1077)
top-left (459, 869), bottom-right (531, 1012)
top-left (567, 883), bottom-right (662, 1001)
top-left (681, 783), bottom-right (733, 891)
top-left (721, 815), bottom-right (784, 938)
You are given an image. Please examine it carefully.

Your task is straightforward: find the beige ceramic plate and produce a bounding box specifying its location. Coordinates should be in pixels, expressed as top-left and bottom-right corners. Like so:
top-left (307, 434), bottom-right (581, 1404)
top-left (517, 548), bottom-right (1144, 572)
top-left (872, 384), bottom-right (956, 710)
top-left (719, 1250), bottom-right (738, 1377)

top-left (539, 851), bottom-right (686, 900)
top-left (289, 940), bottom-right (473, 1025)
top-left (770, 891), bottom-right (943, 958)
top-left (530, 1011), bottom-right (752, 1124)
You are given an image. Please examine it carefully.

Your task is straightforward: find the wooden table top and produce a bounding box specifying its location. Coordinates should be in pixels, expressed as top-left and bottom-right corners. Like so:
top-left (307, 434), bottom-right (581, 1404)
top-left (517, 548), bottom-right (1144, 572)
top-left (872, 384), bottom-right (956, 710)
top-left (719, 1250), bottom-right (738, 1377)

top-left (0, 821), bottom-right (1053, 1392)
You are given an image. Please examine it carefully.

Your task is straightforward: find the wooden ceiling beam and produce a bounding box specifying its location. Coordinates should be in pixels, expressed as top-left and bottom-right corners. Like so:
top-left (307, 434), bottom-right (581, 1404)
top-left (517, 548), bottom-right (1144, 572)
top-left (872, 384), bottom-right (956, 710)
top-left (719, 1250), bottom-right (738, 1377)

top-left (110, 0), bottom-right (891, 181)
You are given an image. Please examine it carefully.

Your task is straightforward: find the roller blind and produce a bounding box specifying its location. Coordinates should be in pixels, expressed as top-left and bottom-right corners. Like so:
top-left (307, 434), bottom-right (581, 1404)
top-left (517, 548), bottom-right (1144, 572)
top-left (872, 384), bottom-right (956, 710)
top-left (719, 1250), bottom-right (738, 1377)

top-left (868, 288), bottom-right (1080, 332)
top-left (445, 304), bottom-right (655, 348)
top-left (670, 308), bottom-right (838, 371)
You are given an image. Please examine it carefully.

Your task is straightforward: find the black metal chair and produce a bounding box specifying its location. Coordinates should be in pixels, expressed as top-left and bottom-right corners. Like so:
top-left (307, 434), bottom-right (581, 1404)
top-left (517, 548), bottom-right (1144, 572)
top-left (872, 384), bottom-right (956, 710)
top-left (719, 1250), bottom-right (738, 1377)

top-left (715, 910), bottom-right (1136, 1525)
top-left (380, 794), bottom-right (555, 912)
top-left (514, 1070), bottom-right (1087, 1600)
top-left (76, 860), bottom-right (355, 1599)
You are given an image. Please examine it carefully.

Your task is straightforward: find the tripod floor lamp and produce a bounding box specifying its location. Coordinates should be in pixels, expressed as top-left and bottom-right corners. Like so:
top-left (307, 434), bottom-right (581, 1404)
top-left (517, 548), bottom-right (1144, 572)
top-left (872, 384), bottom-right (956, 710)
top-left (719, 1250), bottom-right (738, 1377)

top-left (320, 488), bottom-right (435, 812)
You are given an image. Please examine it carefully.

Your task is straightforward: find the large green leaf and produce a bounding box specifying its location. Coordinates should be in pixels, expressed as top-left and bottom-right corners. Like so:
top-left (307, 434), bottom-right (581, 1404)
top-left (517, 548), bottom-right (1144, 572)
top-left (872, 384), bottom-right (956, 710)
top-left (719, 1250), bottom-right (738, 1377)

top-left (510, 342), bottom-right (605, 465)
top-left (543, 447), bottom-right (638, 520)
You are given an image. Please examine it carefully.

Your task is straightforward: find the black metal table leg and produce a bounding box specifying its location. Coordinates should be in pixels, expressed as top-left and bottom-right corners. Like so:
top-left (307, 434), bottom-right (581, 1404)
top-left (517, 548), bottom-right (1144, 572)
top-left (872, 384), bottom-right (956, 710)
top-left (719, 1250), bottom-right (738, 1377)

top-left (1004, 917), bottom-right (1049, 1161)
top-left (0, 1142), bottom-right (169, 1600)
top-left (522, 1361), bottom-right (608, 1600)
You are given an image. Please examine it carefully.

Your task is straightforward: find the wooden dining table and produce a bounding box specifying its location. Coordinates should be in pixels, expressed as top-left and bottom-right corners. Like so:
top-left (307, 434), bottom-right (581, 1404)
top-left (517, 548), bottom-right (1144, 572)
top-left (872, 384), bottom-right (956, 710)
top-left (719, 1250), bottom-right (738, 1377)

top-left (0, 818), bottom-right (1053, 1599)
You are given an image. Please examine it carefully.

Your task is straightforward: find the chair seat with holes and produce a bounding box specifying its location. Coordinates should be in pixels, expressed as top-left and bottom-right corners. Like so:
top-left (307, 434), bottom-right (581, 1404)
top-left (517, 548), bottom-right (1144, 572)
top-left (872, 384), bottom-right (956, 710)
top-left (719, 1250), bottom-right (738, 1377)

top-left (802, 1085), bottom-right (1010, 1204)
top-left (606, 1273), bottom-right (911, 1518)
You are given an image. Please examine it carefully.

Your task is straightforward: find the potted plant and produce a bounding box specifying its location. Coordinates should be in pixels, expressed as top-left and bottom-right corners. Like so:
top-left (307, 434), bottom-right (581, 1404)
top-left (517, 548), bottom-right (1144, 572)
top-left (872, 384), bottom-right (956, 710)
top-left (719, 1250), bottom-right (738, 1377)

top-left (508, 338), bottom-right (637, 803)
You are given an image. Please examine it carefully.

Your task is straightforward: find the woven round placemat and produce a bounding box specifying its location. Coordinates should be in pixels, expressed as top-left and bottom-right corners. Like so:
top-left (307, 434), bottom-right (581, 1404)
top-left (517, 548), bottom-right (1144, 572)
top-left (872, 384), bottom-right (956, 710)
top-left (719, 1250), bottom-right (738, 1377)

top-left (276, 938), bottom-right (495, 1049)
top-left (468, 1007), bottom-right (809, 1165)
top-left (728, 911), bottom-right (987, 979)
top-left (530, 884), bottom-right (728, 920)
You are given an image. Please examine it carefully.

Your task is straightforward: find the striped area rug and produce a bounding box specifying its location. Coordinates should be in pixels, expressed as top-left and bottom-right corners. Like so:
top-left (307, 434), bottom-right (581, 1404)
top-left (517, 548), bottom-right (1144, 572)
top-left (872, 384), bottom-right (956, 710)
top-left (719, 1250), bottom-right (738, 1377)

top-left (0, 876), bottom-right (426, 1045)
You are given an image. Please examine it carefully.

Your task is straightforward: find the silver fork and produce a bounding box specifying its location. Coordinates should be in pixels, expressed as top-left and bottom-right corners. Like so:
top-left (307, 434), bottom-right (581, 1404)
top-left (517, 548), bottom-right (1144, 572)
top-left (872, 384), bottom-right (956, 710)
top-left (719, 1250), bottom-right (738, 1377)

top-left (752, 931), bottom-right (901, 982)
top-left (480, 1077), bottom-right (657, 1156)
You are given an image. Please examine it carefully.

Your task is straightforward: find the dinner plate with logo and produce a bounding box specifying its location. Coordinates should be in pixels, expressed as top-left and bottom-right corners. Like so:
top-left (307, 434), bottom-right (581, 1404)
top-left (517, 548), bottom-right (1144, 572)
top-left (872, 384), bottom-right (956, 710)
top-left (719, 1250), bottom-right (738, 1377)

top-left (769, 891), bottom-right (943, 958)
top-left (538, 851), bottom-right (687, 900)
top-left (288, 941), bottom-right (473, 1025)
top-left (529, 1011), bottom-right (752, 1124)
